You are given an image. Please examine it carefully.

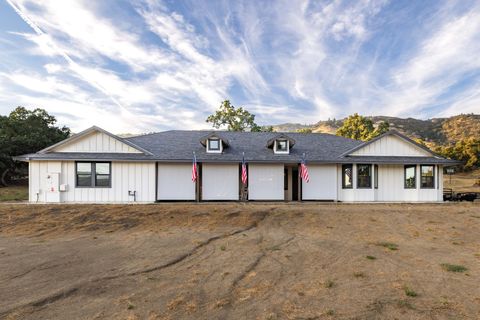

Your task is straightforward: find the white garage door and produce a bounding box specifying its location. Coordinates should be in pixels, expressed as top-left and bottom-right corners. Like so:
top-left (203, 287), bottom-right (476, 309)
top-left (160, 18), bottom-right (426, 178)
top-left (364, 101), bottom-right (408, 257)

top-left (202, 164), bottom-right (239, 200)
top-left (302, 164), bottom-right (337, 200)
top-left (249, 164), bottom-right (284, 200)
top-left (157, 164), bottom-right (196, 200)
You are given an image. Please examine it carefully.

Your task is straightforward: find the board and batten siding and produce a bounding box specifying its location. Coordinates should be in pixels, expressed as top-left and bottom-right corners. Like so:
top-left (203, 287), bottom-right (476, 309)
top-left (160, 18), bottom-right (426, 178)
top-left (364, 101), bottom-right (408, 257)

top-left (248, 164), bottom-right (284, 200)
top-left (351, 135), bottom-right (431, 157)
top-left (302, 164), bottom-right (337, 200)
top-left (29, 160), bottom-right (155, 203)
top-left (375, 164), bottom-right (443, 201)
top-left (202, 164), bottom-right (239, 200)
top-left (337, 164), bottom-right (443, 202)
top-left (53, 131), bottom-right (142, 153)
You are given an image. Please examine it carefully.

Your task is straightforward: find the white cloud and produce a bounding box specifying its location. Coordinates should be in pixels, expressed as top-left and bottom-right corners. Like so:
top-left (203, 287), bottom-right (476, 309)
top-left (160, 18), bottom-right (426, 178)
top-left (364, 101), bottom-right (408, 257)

top-left (2, 0), bottom-right (479, 135)
top-left (382, 6), bottom-right (480, 116)
top-left (44, 63), bottom-right (62, 74)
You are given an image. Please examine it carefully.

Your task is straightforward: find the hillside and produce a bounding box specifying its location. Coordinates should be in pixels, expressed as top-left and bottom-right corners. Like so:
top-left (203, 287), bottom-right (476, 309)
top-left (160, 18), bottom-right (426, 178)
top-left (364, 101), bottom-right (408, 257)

top-left (273, 114), bottom-right (480, 145)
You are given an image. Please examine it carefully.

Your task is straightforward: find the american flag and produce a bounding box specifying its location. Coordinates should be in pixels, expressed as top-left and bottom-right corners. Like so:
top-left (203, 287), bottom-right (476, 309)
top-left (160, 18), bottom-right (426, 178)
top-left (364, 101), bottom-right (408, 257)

top-left (300, 156), bottom-right (310, 183)
top-left (241, 154), bottom-right (247, 185)
top-left (192, 153), bottom-right (198, 182)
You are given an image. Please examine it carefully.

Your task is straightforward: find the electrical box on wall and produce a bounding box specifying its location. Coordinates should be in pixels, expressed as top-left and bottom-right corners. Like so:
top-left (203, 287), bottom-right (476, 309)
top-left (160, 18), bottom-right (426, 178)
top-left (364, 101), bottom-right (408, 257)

top-left (59, 184), bottom-right (68, 192)
top-left (45, 173), bottom-right (60, 203)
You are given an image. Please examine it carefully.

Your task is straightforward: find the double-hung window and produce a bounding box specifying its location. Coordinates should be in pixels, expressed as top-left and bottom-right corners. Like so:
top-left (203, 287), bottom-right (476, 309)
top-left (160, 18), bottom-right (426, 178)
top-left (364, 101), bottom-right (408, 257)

top-left (404, 165), bottom-right (416, 189)
top-left (342, 164), bottom-right (353, 189)
top-left (420, 165), bottom-right (435, 189)
top-left (357, 164), bottom-right (372, 188)
top-left (76, 162), bottom-right (111, 188)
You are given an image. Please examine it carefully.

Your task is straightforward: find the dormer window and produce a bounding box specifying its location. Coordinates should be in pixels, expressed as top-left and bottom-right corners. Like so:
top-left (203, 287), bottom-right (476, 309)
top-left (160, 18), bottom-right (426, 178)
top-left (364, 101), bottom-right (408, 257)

top-left (274, 139), bottom-right (289, 154)
top-left (208, 138), bottom-right (221, 151)
top-left (267, 134), bottom-right (294, 155)
top-left (200, 133), bottom-right (229, 154)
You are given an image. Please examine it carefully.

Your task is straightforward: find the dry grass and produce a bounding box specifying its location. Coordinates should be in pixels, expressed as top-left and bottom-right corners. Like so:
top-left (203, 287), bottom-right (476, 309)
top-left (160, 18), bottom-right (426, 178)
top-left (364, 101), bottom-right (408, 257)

top-left (0, 203), bottom-right (479, 320)
top-left (444, 168), bottom-right (480, 192)
top-left (0, 185), bottom-right (28, 202)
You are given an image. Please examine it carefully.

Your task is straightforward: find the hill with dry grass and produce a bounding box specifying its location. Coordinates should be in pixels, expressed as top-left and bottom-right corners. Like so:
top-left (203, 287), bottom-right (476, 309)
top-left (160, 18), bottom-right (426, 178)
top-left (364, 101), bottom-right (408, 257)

top-left (273, 114), bottom-right (480, 145)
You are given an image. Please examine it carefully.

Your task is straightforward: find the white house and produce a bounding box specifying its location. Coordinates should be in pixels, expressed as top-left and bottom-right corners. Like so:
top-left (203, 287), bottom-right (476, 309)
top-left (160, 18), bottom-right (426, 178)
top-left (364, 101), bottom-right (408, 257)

top-left (15, 126), bottom-right (459, 203)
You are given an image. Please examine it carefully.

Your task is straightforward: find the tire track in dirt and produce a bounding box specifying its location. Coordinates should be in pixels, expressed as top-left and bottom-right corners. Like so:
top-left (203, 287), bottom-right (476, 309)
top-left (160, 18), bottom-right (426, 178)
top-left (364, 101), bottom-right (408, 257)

top-left (0, 210), bottom-right (272, 318)
top-left (230, 236), bottom-right (295, 290)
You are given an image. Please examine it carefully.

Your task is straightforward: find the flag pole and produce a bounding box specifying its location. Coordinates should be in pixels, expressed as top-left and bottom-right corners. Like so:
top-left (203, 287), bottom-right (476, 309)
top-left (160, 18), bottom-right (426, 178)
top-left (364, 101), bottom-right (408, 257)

top-left (241, 152), bottom-right (247, 201)
top-left (193, 151), bottom-right (199, 202)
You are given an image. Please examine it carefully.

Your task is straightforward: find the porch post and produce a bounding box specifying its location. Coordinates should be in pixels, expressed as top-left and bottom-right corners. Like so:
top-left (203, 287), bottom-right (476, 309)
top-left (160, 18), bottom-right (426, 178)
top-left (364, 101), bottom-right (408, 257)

top-left (196, 163), bottom-right (201, 202)
top-left (298, 163), bottom-right (302, 201)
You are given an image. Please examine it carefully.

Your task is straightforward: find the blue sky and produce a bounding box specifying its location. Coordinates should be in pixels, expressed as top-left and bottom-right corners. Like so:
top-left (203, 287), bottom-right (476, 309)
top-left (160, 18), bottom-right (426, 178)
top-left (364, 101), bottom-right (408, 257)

top-left (0, 0), bottom-right (479, 133)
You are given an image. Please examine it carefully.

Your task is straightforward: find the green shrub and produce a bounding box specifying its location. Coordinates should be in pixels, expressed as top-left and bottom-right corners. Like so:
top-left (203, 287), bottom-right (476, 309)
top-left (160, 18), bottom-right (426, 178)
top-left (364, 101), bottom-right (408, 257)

top-left (441, 263), bottom-right (467, 272)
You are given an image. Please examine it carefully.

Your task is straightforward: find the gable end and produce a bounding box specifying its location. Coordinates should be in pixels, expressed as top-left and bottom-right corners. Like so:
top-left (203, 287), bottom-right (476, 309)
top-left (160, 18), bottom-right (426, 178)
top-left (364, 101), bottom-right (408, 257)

top-left (345, 131), bottom-right (438, 157)
top-left (39, 126), bottom-right (151, 154)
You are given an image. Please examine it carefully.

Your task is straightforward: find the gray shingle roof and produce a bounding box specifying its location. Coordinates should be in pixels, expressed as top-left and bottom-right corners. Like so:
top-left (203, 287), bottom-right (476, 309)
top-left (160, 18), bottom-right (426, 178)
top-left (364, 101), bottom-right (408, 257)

top-left (125, 130), bottom-right (362, 163)
top-left (15, 129), bottom-right (460, 165)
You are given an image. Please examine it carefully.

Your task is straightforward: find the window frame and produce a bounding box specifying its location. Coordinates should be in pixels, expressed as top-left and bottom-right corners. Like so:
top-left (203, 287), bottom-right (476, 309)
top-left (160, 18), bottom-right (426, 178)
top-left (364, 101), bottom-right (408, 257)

top-left (207, 138), bottom-right (221, 151)
top-left (357, 164), bottom-right (372, 189)
top-left (75, 161), bottom-right (112, 188)
top-left (404, 165), bottom-right (416, 189)
top-left (274, 139), bottom-right (289, 154)
top-left (342, 164), bottom-right (353, 189)
top-left (420, 164), bottom-right (435, 189)
top-left (374, 164), bottom-right (378, 189)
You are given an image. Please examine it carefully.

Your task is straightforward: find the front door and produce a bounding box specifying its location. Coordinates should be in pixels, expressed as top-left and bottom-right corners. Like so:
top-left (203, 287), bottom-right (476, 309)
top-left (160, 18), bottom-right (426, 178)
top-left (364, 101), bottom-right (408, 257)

top-left (292, 166), bottom-right (299, 201)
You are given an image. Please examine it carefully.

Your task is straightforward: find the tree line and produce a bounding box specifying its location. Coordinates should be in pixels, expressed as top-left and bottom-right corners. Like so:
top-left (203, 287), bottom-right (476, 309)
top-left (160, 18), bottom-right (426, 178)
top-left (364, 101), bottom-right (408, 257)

top-left (206, 101), bottom-right (478, 171)
top-left (0, 107), bottom-right (70, 186)
top-left (0, 102), bottom-right (477, 188)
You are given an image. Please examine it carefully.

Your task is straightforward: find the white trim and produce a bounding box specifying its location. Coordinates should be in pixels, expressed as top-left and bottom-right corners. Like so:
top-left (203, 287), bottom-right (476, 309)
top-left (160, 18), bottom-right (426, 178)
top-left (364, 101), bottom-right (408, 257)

top-left (274, 139), bottom-right (290, 154)
top-left (206, 138), bottom-right (223, 153)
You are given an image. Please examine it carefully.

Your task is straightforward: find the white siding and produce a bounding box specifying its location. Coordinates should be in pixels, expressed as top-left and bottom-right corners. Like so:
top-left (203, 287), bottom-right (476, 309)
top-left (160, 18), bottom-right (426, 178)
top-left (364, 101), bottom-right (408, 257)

top-left (337, 164), bottom-right (375, 202)
top-left (351, 135), bottom-right (431, 157)
top-left (337, 164), bottom-right (442, 202)
top-left (202, 164), bottom-right (239, 200)
top-left (302, 165), bottom-right (337, 200)
top-left (157, 164), bottom-right (196, 200)
top-left (375, 164), bottom-right (443, 202)
top-left (29, 161), bottom-right (62, 202)
top-left (29, 160), bottom-right (155, 203)
top-left (53, 131), bottom-right (142, 153)
top-left (248, 164), bottom-right (284, 200)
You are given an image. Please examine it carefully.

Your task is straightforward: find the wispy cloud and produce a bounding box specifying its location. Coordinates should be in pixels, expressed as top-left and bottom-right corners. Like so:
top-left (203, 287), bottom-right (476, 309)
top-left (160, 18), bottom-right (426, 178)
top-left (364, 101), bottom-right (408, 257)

top-left (0, 0), bottom-right (479, 133)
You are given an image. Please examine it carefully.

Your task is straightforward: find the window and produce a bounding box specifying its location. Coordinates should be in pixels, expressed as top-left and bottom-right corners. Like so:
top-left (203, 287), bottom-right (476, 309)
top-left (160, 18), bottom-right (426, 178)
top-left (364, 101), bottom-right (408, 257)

top-left (404, 165), bottom-right (416, 189)
top-left (342, 164), bottom-right (353, 189)
top-left (374, 164), bottom-right (378, 189)
top-left (357, 164), bottom-right (372, 188)
top-left (76, 162), bottom-right (92, 187)
top-left (208, 138), bottom-right (220, 151)
top-left (76, 162), bottom-right (111, 188)
top-left (275, 139), bottom-right (288, 152)
top-left (420, 165), bottom-right (435, 188)
top-left (95, 163), bottom-right (111, 187)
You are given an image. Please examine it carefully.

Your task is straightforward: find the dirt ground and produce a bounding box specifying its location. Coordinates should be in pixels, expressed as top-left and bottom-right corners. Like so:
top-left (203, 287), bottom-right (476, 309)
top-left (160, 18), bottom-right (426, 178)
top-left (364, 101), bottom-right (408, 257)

top-left (0, 203), bottom-right (479, 320)
top-left (444, 168), bottom-right (480, 193)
